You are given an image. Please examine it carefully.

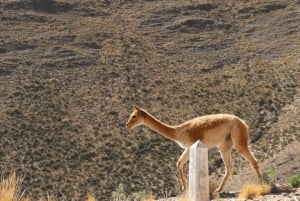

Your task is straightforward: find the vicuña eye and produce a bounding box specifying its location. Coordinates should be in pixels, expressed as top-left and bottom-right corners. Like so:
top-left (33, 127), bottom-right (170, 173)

top-left (132, 115), bottom-right (136, 119)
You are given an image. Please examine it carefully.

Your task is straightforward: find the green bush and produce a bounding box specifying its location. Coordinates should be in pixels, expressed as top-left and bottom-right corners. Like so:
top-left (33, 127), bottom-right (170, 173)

top-left (266, 165), bottom-right (277, 184)
top-left (288, 174), bottom-right (300, 188)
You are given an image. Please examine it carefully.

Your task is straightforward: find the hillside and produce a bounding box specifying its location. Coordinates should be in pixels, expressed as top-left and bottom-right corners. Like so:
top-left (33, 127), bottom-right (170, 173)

top-left (0, 0), bottom-right (299, 200)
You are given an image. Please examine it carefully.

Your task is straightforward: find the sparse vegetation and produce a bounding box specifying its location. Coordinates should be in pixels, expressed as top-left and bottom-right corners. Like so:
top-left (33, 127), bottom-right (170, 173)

top-left (288, 174), bottom-right (300, 188)
top-left (0, 173), bottom-right (97, 201)
top-left (0, 172), bottom-right (25, 201)
top-left (111, 184), bottom-right (149, 201)
top-left (239, 183), bottom-right (271, 200)
top-left (0, 0), bottom-right (299, 200)
top-left (266, 165), bottom-right (278, 184)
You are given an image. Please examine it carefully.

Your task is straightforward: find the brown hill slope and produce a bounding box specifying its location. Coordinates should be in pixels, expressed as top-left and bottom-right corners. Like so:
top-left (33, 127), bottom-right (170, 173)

top-left (0, 0), bottom-right (299, 200)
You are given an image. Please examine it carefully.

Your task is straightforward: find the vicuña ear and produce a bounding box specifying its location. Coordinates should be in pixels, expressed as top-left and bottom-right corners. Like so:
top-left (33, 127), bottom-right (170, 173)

top-left (133, 104), bottom-right (140, 111)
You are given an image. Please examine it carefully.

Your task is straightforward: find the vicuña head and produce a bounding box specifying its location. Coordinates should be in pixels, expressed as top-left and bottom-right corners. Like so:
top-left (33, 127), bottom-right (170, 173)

top-left (126, 105), bottom-right (262, 194)
top-left (126, 105), bottom-right (145, 129)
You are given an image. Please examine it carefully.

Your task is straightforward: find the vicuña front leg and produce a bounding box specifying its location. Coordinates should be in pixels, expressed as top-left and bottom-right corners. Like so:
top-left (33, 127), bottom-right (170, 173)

top-left (176, 149), bottom-right (190, 191)
top-left (215, 141), bottom-right (233, 193)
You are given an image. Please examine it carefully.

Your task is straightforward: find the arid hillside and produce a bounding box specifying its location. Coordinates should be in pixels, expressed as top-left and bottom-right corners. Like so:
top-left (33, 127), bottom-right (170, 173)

top-left (0, 0), bottom-right (299, 200)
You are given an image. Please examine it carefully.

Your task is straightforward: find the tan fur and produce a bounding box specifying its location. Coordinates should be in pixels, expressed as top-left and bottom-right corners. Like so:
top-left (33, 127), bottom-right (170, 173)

top-left (126, 105), bottom-right (262, 193)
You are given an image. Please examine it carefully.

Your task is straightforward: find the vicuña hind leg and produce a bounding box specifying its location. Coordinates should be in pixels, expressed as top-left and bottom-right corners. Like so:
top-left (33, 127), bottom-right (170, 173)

top-left (237, 147), bottom-right (262, 183)
top-left (215, 140), bottom-right (233, 193)
top-left (232, 120), bottom-right (262, 183)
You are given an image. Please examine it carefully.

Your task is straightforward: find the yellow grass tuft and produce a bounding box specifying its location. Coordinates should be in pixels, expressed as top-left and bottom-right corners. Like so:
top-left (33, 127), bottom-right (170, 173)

top-left (178, 191), bottom-right (189, 201)
top-left (141, 193), bottom-right (154, 201)
top-left (0, 172), bottom-right (25, 201)
top-left (239, 183), bottom-right (271, 200)
top-left (0, 172), bottom-right (100, 201)
top-left (86, 194), bottom-right (96, 201)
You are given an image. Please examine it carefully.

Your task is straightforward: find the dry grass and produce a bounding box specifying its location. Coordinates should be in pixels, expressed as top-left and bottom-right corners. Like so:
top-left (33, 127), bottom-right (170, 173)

top-left (0, 173), bottom-right (97, 201)
top-left (86, 194), bottom-right (96, 201)
top-left (0, 172), bottom-right (25, 201)
top-left (239, 183), bottom-right (271, 200)
top-left (178, 191), bottom-right (189, 201)
top-left (141, 193), bottom-right (154, 201)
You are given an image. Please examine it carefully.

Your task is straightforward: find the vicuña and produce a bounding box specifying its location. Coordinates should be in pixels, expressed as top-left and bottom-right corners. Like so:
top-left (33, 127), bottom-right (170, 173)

top-left (126, 105), bottom-right (262, 193)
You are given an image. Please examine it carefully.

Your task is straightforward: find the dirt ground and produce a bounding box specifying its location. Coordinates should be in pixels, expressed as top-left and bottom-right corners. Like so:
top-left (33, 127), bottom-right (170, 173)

top-left (0, 0), bottom-right (299, 200)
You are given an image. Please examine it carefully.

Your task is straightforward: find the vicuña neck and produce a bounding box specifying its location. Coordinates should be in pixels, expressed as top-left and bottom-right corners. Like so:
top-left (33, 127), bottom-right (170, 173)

top-left (141, 109), bottom-right (178, 141)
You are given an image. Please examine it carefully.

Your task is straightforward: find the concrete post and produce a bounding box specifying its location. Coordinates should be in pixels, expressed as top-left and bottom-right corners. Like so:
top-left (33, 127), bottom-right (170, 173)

top-left (189, 140), bottom-right (209, 201)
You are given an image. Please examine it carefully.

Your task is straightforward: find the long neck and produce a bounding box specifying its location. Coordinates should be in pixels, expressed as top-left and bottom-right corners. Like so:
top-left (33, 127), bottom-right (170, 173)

top-left (141, 110), bottom-right (178, 141)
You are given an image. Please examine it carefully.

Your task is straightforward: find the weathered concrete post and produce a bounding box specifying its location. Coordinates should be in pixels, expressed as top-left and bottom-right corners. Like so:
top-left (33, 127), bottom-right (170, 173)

top-left (189, 140), bottom-right (209, 201)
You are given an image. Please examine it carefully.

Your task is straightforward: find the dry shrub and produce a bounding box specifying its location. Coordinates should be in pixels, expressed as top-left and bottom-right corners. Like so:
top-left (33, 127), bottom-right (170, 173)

top-left (178, 191), bottom-right (189, 201)
top-left (0, 172), bottom-right (25, 201)
top-left (0, 172), bottom-right (97, 201)
top-left (239, 183), bottom-right (271, 199)
top-left (86, 194), bottom-right (96, 201)
top-left (141, 193), bottom-right (154, 201)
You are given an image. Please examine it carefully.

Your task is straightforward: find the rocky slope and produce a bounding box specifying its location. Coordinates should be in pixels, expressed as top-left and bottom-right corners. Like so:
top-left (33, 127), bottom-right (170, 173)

top-left (0, 0), bottom-right (299, 200)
